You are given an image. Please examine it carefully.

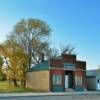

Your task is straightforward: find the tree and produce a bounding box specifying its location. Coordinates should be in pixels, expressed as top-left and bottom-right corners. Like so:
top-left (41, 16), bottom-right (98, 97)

top-left (8, 18), bottom-right (51, 69)
top-left (0, 55), bottom-right (6, 81)
top-left (0, 40), bottom-right (29, 87)
top-left (0, 42), bottom-right (26, 86)
top-left (60, 45), bottom-right (75, 54)
top-left (48, 45), bottom-right (75, 58)
top-left (0, 55), bottom-right (3, 74)
top-left (0, 18), bottom-right (51, 87)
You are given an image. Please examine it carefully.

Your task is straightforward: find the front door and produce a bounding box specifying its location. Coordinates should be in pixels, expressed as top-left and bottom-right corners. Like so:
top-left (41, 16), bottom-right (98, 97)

top-left (65, 71), bottom-right (73, 89)
top-left (65, 75), bottom-right (69, 89)
top-left (97, 79), bottom-right (100, 90)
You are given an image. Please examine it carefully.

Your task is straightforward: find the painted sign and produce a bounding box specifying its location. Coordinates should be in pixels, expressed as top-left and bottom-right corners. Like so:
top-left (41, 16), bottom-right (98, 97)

top-left (64, 63), bottom-right (75, 70)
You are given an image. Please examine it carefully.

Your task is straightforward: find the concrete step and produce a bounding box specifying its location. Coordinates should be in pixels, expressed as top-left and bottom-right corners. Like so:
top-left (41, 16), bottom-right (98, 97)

top-left (65, 88), bottom-right (75, 92)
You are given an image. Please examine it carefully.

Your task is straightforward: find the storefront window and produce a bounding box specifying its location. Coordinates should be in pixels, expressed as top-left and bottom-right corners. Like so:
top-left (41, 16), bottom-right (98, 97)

top-left (75, 76), bottom-right (83, 85)
top-left (53, 74), bottom-right (62, 85)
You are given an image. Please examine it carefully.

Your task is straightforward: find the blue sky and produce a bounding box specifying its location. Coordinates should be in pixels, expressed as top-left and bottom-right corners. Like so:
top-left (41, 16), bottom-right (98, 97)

top-left (0, 0), bottom-right (100, 69)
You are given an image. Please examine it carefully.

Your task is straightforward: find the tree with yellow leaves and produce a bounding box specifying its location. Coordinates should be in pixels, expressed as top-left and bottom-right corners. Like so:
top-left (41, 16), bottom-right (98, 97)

top-left (8, 18), bottom-right (51, 69)
top-left (0, 18), bottom-right (51, 87)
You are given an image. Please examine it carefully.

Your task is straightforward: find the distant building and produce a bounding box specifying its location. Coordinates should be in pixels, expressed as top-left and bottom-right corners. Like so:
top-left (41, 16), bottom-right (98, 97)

top-left (26, 54), bottom-right (86, 92)
top-left (86, 70), bottom-right (100, 91)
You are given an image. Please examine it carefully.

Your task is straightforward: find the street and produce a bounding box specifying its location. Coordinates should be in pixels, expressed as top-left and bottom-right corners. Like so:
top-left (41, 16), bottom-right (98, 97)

top-left (0, 94), bottom-right (100, 100)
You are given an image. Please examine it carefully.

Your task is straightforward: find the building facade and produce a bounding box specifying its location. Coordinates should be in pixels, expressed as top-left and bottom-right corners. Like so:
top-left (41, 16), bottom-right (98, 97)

top-left (86, 70), bottom-right (100, 91)
top-left (26, 54), bottom-right (86, 92)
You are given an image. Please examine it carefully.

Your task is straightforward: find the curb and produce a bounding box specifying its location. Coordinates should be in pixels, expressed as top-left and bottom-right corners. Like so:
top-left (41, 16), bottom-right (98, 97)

top-left (0, 91), bottom-right (100, 98)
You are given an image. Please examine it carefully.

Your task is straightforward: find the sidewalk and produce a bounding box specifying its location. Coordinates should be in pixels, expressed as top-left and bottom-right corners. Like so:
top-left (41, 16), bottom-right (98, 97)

top-left (0, 91), bottom-right (100, 98)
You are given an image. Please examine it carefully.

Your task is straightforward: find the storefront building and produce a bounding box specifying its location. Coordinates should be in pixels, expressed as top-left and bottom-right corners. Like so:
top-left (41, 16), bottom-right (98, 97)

top-left (26, 54), bottom-right (86, 92)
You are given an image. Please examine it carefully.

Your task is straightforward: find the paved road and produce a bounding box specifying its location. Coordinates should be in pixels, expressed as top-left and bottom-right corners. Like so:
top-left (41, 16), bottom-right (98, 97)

top-left (0, 94), bottom-right (100, 100)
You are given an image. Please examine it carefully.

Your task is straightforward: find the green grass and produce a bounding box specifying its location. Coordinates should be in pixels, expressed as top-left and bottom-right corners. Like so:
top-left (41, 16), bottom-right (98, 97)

top-left (0, 81), bottom-right (34, 93)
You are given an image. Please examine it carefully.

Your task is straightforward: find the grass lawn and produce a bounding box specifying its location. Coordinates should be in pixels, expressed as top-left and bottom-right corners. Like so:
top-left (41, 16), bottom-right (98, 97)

top-left (0, 81), bottom-right (34, 93)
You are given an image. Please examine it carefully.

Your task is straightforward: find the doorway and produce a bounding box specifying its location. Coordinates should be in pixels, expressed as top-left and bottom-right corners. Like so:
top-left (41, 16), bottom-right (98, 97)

top-left (65, 71), bottom-right (74, 89)
top-left (97, 79), bottom-right (100, 90)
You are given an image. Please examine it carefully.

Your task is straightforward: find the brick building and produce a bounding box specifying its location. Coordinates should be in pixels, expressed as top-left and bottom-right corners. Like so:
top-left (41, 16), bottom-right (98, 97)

top-left (26, 54), bottom-right (86, 92)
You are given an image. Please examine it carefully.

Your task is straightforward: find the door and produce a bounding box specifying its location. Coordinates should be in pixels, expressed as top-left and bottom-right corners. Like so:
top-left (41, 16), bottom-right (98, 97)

top-left (65, 71), bottom-right (73, 89)
top-left (87, 76), bottom-right (96, 90)
top-left (65, 75), bottom-right (69, 89)
top-left (97, 79), bottom-right (100, 90)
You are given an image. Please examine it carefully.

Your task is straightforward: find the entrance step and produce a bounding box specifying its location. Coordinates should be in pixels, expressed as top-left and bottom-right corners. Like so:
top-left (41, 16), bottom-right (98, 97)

top-left (65, 88), bottom-right (74, 92)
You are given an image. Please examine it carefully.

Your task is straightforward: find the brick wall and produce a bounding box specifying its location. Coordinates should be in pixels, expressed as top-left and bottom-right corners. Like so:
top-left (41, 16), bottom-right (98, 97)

top-left (76, 61), bottom-right (86, 70)
top-left (49, 54), bottom-right (86, 70)
top-left (50, 59), bottom-right (64, 68)
top-left (62, 54), bottom-right (76, 64)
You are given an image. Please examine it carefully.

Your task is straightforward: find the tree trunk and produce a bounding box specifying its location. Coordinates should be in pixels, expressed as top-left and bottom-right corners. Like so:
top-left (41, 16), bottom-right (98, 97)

top-left (20, 80), bottom-right (26, 88)
top-left (22, 80), bottom-right (26, 88)
top-left (21, 70), bottom-right (26, 88)
top-left (28, 56), bottom-right (31, 69)
top-left (13, 79), bottom-right (18, 87)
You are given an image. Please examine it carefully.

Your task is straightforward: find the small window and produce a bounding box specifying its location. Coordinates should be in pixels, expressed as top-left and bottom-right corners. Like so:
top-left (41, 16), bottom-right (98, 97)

top-left (53, 74), bottom-right (62, 85)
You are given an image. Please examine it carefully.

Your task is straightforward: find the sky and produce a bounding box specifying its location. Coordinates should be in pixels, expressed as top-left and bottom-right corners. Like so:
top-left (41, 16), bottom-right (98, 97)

top-left (0, 0), bottom-right (100, 69)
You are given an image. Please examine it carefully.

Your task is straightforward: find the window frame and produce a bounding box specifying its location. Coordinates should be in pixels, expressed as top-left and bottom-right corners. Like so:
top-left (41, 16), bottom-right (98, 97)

top-left (52, 74), bottom-right (62, 85)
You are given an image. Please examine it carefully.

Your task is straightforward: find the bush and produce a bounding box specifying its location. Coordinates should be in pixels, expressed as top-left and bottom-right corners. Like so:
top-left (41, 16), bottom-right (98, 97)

top-left (0, 74), bottom-right (6, 81)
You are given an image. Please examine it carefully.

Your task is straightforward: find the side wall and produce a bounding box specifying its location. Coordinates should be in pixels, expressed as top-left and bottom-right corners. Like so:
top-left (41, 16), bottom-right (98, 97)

top-left (86, 76), bottom-right (96, 90)
top-left (26, 71), bottom-right (50, 91)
